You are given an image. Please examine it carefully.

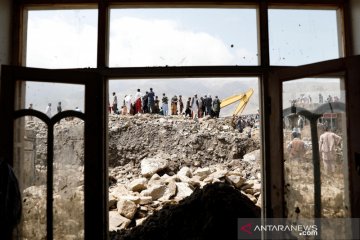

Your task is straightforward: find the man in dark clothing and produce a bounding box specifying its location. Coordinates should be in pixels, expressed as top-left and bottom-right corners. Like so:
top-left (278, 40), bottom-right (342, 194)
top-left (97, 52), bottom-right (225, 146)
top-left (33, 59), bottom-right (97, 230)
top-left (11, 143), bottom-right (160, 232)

top-left (154, 96), bottom-right (160, 114)
top-left (112, 92), bottom-right (118, 114)
top-left (178, 95), bottom-right (184, 115)
top-left (205, 95), bottom-right (212, 116)
top-left (199, 97), bottom-right (205, 118)
top-left (142, 91), bottom-right (149, 113)
top-left (57, 102), bottom-right (62, 113)
top-left (148, 88), bottom-right (155, 113)
top-left (212, 96), bottom-right (221, 118)
top-left (185, 97), bottom-right (192, 117)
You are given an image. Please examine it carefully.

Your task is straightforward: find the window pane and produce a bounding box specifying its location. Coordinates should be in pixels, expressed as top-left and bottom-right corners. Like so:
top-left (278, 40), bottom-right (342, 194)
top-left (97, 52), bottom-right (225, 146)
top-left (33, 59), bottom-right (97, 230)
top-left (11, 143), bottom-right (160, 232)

top-left (23, 82), bottom-right (85, 114)
top-left (283, 78), bottom-right (350, 238)
top-left (14, 117), bottom-right (48, 239)
top-left (26, 9), bottom-right (98, 68)
top-left (109, 8), bottom-right (259, 67)
top-left (269, 9), bottom-right (340, 66)
top-left (53, 119), bottom-right (84, 239)
top-left (107, 78), bottom-right (262, 235)
top-left (12, 81), bottom-right (85, 239)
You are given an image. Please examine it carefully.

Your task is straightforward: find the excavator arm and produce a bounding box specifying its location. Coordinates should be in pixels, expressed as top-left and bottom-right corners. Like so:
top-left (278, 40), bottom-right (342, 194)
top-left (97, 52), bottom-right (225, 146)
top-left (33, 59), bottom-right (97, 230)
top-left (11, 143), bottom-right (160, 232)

top-left (220, 88), bottom-right (254, 116)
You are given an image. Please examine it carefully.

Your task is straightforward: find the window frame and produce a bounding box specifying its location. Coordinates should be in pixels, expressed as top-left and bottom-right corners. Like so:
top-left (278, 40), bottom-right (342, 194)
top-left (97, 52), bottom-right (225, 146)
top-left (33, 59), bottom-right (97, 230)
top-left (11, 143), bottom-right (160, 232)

top-left (5, 1), bottom-right (355, 240)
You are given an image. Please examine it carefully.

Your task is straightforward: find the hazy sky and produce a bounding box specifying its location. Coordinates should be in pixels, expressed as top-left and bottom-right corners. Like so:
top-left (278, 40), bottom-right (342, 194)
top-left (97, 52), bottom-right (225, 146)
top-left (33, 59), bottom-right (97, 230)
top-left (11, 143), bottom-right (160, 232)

top-left (24, 7), bottom-right (340, 115)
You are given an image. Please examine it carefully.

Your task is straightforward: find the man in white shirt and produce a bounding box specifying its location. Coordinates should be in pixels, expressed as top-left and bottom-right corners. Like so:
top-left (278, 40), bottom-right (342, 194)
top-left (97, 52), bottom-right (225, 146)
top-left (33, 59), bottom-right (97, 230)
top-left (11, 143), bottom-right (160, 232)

top-left (45, 103), bottom-right (52, 118)
top-left (319, 126), bottom-right (342, 174)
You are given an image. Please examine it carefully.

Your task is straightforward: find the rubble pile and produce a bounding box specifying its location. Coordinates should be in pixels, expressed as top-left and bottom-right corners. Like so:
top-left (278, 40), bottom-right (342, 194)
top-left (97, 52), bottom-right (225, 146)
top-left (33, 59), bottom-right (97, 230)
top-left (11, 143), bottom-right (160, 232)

top-left (108, 114), bottom-right (260, 169)
top-left (21, 119), bottom-right (85, 239)
top-left (110, 182), bottom-right (261, 240)
top-left (21, 114), bottom-right (261, 239)
top-left (108, 150), bottom-right (261, 232)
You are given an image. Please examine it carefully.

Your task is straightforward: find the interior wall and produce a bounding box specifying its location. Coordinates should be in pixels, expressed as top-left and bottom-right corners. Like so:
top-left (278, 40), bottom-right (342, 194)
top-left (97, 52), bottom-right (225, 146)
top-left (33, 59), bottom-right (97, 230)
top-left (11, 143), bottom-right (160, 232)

top-left (350, 0), bottom-right (360, 55)
top-left (0, 0), bottom-right (12, 78)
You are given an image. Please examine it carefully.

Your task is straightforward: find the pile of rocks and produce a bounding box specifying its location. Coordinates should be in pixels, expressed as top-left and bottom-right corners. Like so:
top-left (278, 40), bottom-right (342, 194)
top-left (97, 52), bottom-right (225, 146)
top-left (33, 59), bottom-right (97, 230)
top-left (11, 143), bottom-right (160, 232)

top-left (21, 114), bottom-right (261, 238)
top-left (108, 149), bottom-right (261, 232)
top-left (110, 182), bottom-right (261, 240)
top-left (108, 114), bottom-right (260, 169)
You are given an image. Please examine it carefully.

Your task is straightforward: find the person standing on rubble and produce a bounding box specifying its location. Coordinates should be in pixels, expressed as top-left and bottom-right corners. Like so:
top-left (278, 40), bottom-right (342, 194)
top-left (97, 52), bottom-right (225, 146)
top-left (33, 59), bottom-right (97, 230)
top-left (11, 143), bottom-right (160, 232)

top-left (191, 94), bottom-right (199, 119)
top-left (319, 126), bottom-right (342, 174)
top-left (112, 92), bottom-right (118, 114)
top-left (162, 93), bottom-right (169, 116)
top-left (178, 95), bottom-right (184, 115)
top-left (171, 95), bottom-right (178, 115)
top-left (45, 103), bottom-right (52, 118)
top-left (142, 91), bottom-right (149, 113)
top-left (28, 103), bottom-right (34, 120)
top-left (57, 102), bottom-right (62, 113)
top-left (287, 131), bottom-right (307, 161)
top-left (148, 88), bottom-right (155, 113)
top-left (124, 95), bottom-right (132, 114)
top-left (205, 94), bottom-right (212, 116)
top-left (154, 96), bottom-right (160, 114)
top-left (134, 89), bottom-right (142, 114)
top-left (199, 97), bottom-right (204, 118)
top-left (212, 96), bottom-right (221, 118)
top-left (185, 97), bottom-right (192, 117)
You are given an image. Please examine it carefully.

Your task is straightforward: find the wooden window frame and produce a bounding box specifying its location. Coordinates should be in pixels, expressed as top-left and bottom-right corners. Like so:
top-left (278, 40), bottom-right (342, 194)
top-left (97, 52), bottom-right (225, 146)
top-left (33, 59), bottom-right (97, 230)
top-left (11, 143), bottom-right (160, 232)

top-left (3, 0), bottom-right (357, 239)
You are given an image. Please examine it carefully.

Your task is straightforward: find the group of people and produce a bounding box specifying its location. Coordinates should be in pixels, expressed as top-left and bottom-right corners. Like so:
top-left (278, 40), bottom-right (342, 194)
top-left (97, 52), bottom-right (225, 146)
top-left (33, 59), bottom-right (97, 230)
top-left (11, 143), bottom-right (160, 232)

top-left (27, 102), bottom-right (81, 119)
top-left (231, 114), bottom-right (259, 138)
top-left (44, 102), bottom-right (63, 118)
top-left (290, 93), bottom-right (341, 109)
top-left (110, 88), bottom-right (222, 119)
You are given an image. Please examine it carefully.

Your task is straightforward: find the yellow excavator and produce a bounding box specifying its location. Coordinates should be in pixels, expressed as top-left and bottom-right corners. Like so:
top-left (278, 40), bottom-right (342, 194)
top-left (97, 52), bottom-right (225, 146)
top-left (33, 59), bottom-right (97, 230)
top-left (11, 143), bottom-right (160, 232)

top-left (220, 88), bottom-right (254, 116)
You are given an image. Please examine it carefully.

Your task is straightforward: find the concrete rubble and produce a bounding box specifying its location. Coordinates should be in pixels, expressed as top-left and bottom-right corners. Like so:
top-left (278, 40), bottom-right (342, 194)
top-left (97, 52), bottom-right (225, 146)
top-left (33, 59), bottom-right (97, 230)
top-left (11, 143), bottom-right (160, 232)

top-left (21, 114), bottom-right (262, 239)
top-left (20, 113), bottom-right (348, 239)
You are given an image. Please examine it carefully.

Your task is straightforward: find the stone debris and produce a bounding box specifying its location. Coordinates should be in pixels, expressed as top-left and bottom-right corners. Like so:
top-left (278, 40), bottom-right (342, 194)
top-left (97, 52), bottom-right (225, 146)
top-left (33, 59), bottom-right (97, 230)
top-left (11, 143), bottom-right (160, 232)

top-left (140, 157), bottom-right (169, 177)
top-left (109, 211), bottom-right (131, 231)
top-left (22, 115), bottom-right (262, 239)
top-left (117, 199), bottom-right (138, 220)
top-left (128, 178), bottom-right (147, 192)
top-left (110, 182), bottom-right (261, 240)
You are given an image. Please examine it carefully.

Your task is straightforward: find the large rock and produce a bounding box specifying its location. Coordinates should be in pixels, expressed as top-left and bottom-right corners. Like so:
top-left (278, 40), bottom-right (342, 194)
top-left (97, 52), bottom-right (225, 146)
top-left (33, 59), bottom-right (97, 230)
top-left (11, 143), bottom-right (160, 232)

top-left (141, 157), bottom-right (169, 177)
top-left (141, 184), bottom-right (167, 200)
top-left (175, 182), bottom-right (193, 200)
top-left (119, 195), bottom-right (141, 205)
top-left (243, 149), bottom-right (260, 162)
top-left (117, 199), bottom-right (137, 219)
top-left (128, 178), bottom-right (148, 192)
top-left (159, 181), bottom-right (177, 201)
top-left (208, 169), bottom-right (228, 180)
top-left (110, 184), bottom-right (132, 199)
top-left (139, 196), bottom-right (153, 205)
top-left (193, 167), bottom-right (211, 180)
top-left (225, 175), bottom-right (246, 188)
top-left (178, 166), bottom-right (192, 178)
top-left (109, 194), bottom-right (118, 209)
top-left (109, 211), bottom-right (131, 231)
top-left (110, 183), bottom-right (261, 240)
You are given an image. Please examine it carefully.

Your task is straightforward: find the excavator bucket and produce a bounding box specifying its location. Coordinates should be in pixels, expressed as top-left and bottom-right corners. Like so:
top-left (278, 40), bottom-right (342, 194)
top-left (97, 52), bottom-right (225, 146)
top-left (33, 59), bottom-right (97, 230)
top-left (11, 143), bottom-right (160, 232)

top-left (220, 88), bottom-right (254, 116)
